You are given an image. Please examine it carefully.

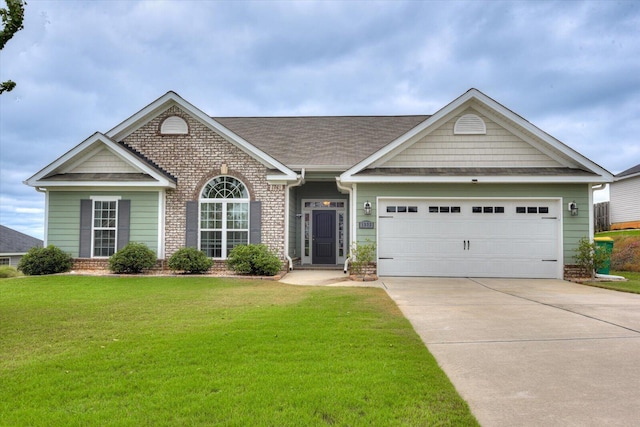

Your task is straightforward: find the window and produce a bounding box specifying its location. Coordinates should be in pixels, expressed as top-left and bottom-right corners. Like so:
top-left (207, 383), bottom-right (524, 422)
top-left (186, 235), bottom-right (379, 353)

top-left (93, 200), bottom-right (118, 257)
top-left (200, 176), bottom-right (249, 258)
top-left (0, 258), bottom-right (10, 265)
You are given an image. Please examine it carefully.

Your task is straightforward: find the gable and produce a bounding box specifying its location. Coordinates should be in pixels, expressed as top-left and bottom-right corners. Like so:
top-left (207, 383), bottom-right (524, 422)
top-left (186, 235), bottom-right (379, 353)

top-left (378, 107), bottom-right (564, 169)
top-left (25, 133), bottom-right (176, 188)
top-left (341, 89), bottom-right (614, 184)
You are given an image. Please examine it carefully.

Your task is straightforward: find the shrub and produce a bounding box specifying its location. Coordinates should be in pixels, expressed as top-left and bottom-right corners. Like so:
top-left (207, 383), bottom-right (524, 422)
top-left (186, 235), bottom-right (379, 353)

top-left (17, 245), bottom-right (73, 276)
top-left (348, 240), bottom-right (377, 277)
top-left (611, 236), bottom-right (640, 272)
top-left (168, 247), bottom-right (213, 274)
top-left (108, 242), bottom-right (156, 274)
top-left (0, 265), bottom-right (20, 278)
top-left (573, 237), bottom-right (608, 277)
top-left (227, 244), bottom-right (282, 276)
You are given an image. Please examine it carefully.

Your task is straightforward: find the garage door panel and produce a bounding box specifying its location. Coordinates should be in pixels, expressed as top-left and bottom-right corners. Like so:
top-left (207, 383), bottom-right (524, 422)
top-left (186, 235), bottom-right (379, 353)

top-left (378, 199), bottom-right (560, 278)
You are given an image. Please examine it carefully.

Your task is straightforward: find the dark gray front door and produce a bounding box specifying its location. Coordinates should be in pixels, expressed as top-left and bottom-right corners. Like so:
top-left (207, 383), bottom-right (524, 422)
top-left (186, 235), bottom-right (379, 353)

top-left (312, 210), bottom-right (336, 264)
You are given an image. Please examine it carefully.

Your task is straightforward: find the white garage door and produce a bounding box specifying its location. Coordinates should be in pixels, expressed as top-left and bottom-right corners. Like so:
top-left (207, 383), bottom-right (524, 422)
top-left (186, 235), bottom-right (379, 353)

top-left (378, 199), bottom-right (561, 278)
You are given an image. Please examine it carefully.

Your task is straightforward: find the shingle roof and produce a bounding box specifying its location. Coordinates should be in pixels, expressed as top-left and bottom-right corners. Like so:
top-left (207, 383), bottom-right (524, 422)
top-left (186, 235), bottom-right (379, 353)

top-left (0, 225), bottom-right (43, 254)
top-left (214, 115), bottom-right (430, 170)
top-left (616, 163), bottom-right (640, 178)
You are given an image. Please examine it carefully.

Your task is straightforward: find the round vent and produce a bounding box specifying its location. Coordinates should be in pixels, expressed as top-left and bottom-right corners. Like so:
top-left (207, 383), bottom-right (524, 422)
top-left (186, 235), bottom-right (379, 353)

top-left (160, 116), bottom-right (189, 135)
top-left (454, 114), bottom-right (486, 135)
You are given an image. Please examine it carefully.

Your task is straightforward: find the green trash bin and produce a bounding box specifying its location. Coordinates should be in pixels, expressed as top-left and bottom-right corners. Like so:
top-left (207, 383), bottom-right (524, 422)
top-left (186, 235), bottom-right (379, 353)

top-left (594, 237), bottom-right (614, 275)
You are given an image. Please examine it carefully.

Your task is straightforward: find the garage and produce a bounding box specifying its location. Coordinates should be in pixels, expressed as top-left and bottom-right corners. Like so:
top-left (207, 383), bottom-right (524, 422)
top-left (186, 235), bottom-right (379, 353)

top-left (377, 198), bottom-right (561, 278)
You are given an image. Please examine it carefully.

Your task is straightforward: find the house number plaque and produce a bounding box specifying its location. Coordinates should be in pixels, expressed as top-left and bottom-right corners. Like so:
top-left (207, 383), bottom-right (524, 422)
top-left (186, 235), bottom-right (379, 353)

top-left (359, 220), bottom-right (375, 229)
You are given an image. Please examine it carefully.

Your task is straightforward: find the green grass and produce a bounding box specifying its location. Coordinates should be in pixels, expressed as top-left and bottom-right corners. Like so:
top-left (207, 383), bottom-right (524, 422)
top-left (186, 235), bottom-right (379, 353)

top-left (584, 271), bottom-right (640, 294)
top-left (0, 276), bottom-right (478, 426)
top-left (596, 229), bottom-right (640, 238)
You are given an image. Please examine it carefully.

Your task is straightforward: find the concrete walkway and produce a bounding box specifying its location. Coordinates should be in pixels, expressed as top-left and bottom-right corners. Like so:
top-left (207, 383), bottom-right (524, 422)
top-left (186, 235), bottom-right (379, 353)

top-left (382, 277), bottom-right (640, 427)
top-left (280, 272), bottom-right (640, 426)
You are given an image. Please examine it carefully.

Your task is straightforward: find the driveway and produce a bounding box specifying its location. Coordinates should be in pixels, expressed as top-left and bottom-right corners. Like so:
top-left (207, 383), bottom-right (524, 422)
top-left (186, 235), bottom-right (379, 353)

top-left (382, 277), bottom-right (640, 427)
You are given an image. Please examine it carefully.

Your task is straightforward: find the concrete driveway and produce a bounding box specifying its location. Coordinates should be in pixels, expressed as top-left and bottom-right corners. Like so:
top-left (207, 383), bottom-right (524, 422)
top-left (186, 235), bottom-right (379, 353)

top-left (382, 277), bottom-right (640, 427)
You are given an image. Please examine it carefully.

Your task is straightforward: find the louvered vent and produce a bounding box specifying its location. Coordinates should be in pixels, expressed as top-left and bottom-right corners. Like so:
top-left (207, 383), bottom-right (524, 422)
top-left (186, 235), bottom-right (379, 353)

top-left (160, 116), bottom-right (189, 134)
top-left (454, 114), bottom-right (486, 135)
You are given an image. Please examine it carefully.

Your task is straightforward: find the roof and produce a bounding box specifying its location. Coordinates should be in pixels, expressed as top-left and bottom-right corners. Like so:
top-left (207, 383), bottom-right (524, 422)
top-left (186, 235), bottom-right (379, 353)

top-left (615, 163), bottom-right (640, 180)
top-left (214, 115), bottom-right (430, 170)
top-left (0, 225), bottom-right (43, 254)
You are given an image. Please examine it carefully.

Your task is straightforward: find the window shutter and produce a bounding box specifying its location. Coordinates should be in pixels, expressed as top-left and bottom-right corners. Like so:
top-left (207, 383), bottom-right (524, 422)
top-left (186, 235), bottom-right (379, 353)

top-left (185, 201), bottom-right (198, 248)
top-left (79, 199), bottom-right (92, 258)
top-left (250, 201), bottom-right (262, 244)
top-left (117, 200), bottom-right (131, 250)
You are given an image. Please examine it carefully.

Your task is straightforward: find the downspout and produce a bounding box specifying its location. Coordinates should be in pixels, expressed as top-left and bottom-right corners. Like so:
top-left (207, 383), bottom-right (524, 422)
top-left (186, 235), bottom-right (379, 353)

top-left (284, 169), bottom-right (305, 271)
top-left (35, 187), bottom-right (49, 246)
top-left (590, 183), bottom-right (607, 238)
top-left (336, 178), bottom-right (354, 274)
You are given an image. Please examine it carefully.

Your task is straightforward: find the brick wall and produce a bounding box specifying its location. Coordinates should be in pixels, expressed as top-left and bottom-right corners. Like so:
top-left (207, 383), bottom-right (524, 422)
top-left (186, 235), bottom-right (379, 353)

top-left (122, 106), bottom-right (286, 261)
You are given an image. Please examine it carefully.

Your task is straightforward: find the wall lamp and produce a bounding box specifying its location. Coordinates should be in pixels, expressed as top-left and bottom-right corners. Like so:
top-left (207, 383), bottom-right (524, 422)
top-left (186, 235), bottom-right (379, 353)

top-left (568, 201), bottom-right (578, 216)
top-left (364, 200), bottom-right (372, 215)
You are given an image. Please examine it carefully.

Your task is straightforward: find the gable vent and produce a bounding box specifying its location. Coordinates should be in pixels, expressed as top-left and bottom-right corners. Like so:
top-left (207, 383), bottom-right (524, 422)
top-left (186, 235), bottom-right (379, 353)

top-left (160, 116), bottom-right (189, 135)
top-left (454, 114), bottom-right (486, 135)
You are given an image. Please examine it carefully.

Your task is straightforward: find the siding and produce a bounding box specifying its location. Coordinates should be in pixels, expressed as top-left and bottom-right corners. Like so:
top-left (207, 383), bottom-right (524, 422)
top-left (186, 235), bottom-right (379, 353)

top-left (382, 108), bottom-right (562, 168)
top-left (355, 183), bottom-right (590, 263)
top-left (70, 148), bottom-right (138, 173)
top-left (48, 191), bottom-right (160, 257)
top-left (610, 177), bottom-right (640, 223)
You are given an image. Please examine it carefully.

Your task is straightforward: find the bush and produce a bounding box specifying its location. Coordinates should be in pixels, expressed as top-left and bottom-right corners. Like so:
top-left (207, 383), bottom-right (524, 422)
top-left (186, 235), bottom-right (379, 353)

top-left (168, 247), bottom-right (213, 274)
top-left (349, 240), bottom-right (377, 277)
top-left (108, 242), bottom-right (157, 274)
top-left (0, 265), bottom-right (20, 278)
top-left (611, 236), bottom-right (640, 272)
top-left (227, 244), bottom-right (282, 276)
top-left (573, 237), bottom-right (609, 277)
top-left (17, 245), bottom-right (73, 276)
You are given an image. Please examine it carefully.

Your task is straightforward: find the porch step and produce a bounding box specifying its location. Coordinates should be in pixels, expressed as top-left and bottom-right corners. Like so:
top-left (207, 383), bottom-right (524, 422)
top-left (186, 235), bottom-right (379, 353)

top-left (295, 264), bottom-right (344, 271)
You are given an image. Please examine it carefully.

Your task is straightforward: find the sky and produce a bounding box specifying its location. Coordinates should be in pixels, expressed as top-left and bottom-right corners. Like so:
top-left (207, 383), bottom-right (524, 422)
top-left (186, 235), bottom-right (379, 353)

top-left (1, 0), bottom-right (639, 240)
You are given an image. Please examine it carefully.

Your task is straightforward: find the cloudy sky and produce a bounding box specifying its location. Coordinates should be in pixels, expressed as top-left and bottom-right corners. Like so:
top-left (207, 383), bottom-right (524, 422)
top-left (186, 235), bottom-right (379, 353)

top-left (1, 0), bottom-right (639, 239)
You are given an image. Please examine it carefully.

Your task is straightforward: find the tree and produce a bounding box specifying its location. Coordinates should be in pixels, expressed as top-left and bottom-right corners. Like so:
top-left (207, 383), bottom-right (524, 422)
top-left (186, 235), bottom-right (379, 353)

top-left (0, 0), bottom-right (26, 95)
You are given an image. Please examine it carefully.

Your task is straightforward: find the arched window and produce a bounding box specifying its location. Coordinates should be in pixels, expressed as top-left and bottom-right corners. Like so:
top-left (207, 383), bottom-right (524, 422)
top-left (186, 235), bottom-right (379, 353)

top-left (199, 176), bottom-right (249, 258)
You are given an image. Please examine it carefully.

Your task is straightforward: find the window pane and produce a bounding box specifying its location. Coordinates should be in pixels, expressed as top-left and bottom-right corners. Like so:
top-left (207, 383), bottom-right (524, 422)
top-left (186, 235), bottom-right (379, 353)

top-left (201, 231), bottom-right (222, 258)
top-left (227, 231), bottom-right (248, 253)
top-left (227, 203), bottom-right (248, 229)
top-left (94, 230), bottom-right (116, 257)
top-left (201, 176), bottom-right (248, 199)
top-left (201, 203), bottom-right (222, 229)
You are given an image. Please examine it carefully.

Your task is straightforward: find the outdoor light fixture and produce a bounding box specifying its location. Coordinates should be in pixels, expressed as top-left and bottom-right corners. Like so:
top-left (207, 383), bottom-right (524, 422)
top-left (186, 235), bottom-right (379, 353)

top-left (322, 200), bottom-right (331, 207)
top-left (568, 201), bottom-right (578, 216)
top-left (364, 200), bottom-right (372, 215)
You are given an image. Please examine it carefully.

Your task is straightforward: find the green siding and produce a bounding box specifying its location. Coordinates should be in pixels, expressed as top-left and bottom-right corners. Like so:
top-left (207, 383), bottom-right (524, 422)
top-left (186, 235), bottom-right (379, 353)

top-left (48, 191), bottom-right (160, 257)
top-left (355, 183), bottom-right (590, 263)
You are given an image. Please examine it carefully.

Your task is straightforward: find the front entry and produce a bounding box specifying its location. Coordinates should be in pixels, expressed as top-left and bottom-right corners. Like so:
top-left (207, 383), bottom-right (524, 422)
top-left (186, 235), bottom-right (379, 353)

top-left (312, 210), bottom-right (336, 264)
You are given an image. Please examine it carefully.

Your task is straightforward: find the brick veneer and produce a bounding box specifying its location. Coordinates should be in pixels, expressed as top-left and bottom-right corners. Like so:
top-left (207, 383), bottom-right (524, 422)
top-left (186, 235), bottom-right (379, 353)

top-left (123, 106), bottom-right (287, 262)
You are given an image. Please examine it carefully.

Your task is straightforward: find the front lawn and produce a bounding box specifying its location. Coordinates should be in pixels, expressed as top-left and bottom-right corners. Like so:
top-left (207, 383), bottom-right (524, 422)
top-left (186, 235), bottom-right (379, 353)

top-left (584, 271), bottom-right (640, 294)
top-left (0, 276), bottom-right (478, 426)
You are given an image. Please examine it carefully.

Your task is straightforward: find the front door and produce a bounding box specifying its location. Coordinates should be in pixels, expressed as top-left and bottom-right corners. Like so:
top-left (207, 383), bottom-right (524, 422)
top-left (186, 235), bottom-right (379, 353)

top-left (312, 210), bottom-right (336, 264)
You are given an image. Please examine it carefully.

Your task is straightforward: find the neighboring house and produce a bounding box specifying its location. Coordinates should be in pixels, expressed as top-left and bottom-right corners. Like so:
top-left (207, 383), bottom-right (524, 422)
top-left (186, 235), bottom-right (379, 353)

top-left (610, 163), bottom-right (640, 230)
top-left (25, 89), bottom-right (613, 279)
top-left (0, 225), bottom-right (43, 267)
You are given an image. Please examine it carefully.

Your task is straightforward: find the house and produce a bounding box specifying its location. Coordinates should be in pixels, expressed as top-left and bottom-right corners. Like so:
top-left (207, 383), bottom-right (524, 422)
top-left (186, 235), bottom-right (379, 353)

top-left (25, 89), bottom-right (613, 279)
top-left (0, 225), bottom-right (43, 267)
top-left (610, 163), bottom-right (640, 230)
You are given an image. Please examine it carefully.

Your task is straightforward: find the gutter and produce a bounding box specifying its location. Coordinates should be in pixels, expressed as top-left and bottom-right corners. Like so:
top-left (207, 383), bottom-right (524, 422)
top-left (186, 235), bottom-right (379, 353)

top-left (284, 169), bottom-right (305, 271)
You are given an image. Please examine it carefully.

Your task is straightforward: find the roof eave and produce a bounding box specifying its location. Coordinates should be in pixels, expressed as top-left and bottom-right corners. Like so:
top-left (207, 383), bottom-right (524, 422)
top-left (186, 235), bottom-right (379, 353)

top-left (340, 175), bottom-right (610, 184)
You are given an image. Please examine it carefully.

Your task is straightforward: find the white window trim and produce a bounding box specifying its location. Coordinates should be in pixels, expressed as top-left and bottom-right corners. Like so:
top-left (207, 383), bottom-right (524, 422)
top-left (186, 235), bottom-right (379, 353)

top-left (90, 196), bottom-right (121, 258)
top-left (198, 177), bottom-right (250, 259)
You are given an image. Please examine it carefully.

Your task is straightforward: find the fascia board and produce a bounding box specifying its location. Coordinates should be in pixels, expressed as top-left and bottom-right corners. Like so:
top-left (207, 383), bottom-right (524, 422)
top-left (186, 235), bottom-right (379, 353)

top-left (30, 181), bottom-right (176, 188)
top-left (106, 91), bottom-right (297, 181)
top-left (341, 175), bottom-right (610, 184)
